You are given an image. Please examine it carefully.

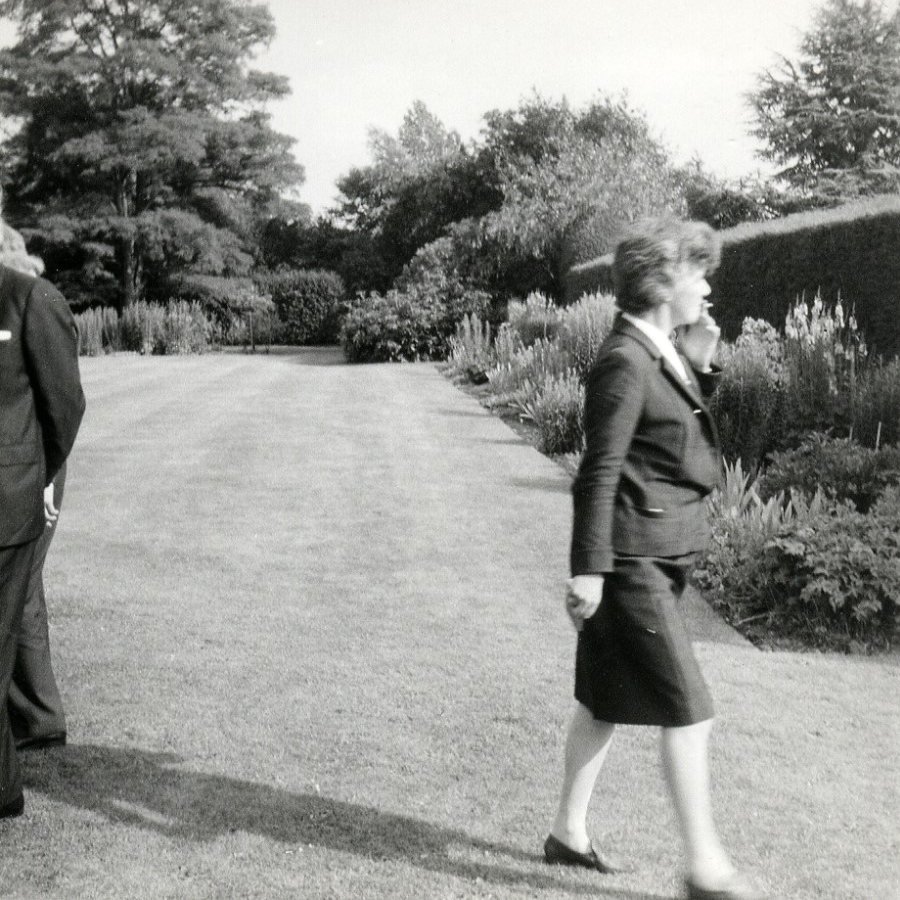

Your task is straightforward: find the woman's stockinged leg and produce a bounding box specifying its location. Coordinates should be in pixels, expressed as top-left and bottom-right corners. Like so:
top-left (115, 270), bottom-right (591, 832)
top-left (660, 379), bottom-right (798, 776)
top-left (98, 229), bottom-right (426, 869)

top-left (550, 702), bottom-right (616, 852)
top-left (660, 718), bottom-right (735, 887)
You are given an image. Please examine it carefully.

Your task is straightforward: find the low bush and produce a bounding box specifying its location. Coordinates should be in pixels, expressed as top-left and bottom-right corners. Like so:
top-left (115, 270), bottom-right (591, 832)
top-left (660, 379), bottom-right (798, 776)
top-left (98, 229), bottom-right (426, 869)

top-left (709, 318), bottom-right (786, 467)
top-left (340, 240), bottom-right (492, 364)
top-left (695, 460), bottom-right (805, 628)
top-left (510, 370), bottom-right (585, 455)
top-left (340, 286), bottom-right (490, 363)
top-left (486, 336), bottom-right (571, 402)
top-left (75, 301), bottom-right (214, 355)
top-left (759, 490), bottom-right (900, 652)
top-left (76, 307), bottom-right (120, 356)
top-left (157, 301), bottom-right (211, 354)
top-left (696, 461), bottom-right (898, 652)
top-left (506, 292), bottom-right (563, 348)
top-left (852, 357), bottom-right (900, 448)
top-left (446, 314), bottom-right (493, 383)
top-left (781, 295), bottom-right (866, 438)
top-left (120, 302), bottom-right (166, 352)
top-left (263, 268), bottom-right (345, 345)
top-left (554, 292), bottom-right (617, 381)
top-left (757, 432), bottom-right (900, 513)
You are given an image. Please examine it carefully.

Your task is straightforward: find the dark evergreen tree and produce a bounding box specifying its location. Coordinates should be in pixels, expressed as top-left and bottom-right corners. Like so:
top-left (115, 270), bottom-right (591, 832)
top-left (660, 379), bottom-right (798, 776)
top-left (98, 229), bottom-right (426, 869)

top-left (0, 0), bottom-right (304, 309)
top-left (749, 0), bottom-right (900, 199)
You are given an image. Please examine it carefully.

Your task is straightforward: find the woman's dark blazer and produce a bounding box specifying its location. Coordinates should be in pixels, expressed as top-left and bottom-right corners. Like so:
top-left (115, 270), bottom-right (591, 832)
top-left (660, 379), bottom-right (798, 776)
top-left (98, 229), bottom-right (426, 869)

top-left (570, 315), bottom-right (722, 576)
top-left (0, 265), bottom-right (85, 548)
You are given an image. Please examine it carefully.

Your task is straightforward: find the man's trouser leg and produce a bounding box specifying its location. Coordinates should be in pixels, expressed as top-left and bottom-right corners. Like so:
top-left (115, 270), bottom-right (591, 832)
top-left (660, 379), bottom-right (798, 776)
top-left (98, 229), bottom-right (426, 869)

top-left (0, 540), bottom-right (37, 806)
top-left (9, 468), bottom-right (67, 740)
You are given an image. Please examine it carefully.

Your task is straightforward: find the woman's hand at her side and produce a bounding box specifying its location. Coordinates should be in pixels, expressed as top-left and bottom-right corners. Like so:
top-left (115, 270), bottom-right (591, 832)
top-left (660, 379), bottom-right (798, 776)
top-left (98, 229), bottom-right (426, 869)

top-left (43, 482), bottom-right (59, 527)
top-left (565, 575), bottom-right (604, 631)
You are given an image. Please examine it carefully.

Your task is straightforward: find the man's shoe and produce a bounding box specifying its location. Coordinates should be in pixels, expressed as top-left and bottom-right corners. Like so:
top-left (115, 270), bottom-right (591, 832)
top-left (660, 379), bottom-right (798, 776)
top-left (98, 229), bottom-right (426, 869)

top-left (15, 731), bottom-right (66, 752)
top-left (686, 871), bottom-right (766, 900)
top-left (543, 833), bottom-right (631, 874)
top-left (0, 794), bottom-right (24, 820)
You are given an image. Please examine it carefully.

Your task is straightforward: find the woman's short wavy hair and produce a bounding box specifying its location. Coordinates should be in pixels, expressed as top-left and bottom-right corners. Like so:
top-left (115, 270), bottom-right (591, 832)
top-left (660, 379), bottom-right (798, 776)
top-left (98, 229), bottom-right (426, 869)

top-left (612, 218), bottom-right (720, 315)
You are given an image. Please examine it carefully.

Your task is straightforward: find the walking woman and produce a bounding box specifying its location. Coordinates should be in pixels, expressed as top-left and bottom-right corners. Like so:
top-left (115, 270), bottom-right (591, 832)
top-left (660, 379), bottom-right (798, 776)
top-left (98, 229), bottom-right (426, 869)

top-left (544, 218), bottom-right (764, 900)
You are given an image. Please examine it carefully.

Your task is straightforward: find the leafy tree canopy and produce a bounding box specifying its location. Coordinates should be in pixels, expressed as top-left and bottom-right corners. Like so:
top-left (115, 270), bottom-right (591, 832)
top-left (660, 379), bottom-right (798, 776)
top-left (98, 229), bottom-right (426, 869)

top-left (749, 0), bottom-right (900, 199)
top-left (330, 100), bottom-right (486, 288)
top-left (482, 93), bottom-right (686, 290)
top-left (0, 0), bottom-right (304, 309)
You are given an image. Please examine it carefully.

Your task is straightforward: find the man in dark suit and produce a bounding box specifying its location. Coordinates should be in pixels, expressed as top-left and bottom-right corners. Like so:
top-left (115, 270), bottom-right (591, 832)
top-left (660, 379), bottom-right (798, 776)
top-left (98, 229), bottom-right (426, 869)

top-left (0, 264), bottom-right (84, 819)
top-left (543, 220), bottom-right (764, 900)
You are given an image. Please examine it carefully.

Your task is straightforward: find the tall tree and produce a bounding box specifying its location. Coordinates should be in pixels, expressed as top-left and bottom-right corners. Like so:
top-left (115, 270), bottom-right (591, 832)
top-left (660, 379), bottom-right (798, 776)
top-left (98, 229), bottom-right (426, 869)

top-left (0, 0), bottom-right (303, 309)
top-left (483, 94), bottom-right (685, 293)
top-left (749, 0), bottom-right (900, 198)
top-left (331, 101), bottom-right (481, 288)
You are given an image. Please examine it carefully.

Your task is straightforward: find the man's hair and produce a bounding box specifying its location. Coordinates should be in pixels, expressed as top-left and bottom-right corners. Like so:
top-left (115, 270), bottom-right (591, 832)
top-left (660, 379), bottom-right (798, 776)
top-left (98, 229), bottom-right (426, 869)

top-left (612, 218), bottom-right (720, 314)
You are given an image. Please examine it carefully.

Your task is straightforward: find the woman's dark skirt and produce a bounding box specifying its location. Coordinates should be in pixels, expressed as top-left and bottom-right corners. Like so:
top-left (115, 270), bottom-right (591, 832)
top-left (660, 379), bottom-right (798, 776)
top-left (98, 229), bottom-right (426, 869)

top-left (574, 554), bottom-right (714, 727)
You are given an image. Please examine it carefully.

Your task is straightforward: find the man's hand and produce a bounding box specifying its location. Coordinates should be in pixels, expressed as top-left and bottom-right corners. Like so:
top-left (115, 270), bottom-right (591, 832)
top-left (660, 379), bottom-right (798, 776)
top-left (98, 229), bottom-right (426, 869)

top-left (43, 482), bottom-right (59, 527)
top-left (679, 306), bottom-right (720, 372)
top-left (565, 575), bottom-right (604, 631)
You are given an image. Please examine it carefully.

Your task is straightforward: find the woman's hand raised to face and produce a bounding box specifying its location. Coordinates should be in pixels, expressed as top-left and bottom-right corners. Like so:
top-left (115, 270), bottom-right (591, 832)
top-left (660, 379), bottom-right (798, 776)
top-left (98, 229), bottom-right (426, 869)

top-left (678, 305), bottom-right (720, 373)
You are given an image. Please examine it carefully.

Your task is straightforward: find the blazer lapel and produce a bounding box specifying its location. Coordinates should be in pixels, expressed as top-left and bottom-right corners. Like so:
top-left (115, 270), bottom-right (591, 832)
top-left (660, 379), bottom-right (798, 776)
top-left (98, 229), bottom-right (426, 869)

top-left (614, 316), bottom-right (708, 412)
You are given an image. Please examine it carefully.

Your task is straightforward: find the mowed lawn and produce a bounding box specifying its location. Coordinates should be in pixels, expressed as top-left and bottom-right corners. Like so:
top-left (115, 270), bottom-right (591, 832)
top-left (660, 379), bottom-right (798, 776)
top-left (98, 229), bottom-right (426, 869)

top-left (1, 347), bottom-right (897, 900)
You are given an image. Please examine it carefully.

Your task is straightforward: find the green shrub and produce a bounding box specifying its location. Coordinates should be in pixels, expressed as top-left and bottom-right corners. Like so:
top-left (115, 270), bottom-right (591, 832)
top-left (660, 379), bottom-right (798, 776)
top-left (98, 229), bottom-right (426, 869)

top-left (340, 286), bottom-right (490, 363)
top-left (120, 302), bottom-right (165, 352)
top-left (694, 461), bottom-right (812, 636)
top-left (757, 433), bottom-right (900, 513)
top-left (76, 308), bottom-right (105, 356)
top-left (486, 336), bottom-right (571, 401)
top-left (852, 357), bottom-right (900, 448)
top-left (507, 292), bottom-right (563, 347)
top-left (446, 314), bottom-right (493, 383)
top-left (698, 487), bottom-right (899, 652)
top-left (156, 301), bottom-right (211, 355)
top-left (709, 319), bottom-right (786, 467)
top-left (781, 294), bottom-right (866, 437)
top-left (263, 268), bottom-right (345, 345)
top-left (510, 369), bottom-right (585, 455)
top-left (490, 323), bottom-right (524, 370)
top-left (555, 292), bottom-right (617, 381)
top-left (75, 307), bottom-right (122, 355)
top-left (340, 291), bottom-right (435, 362)
top-left (77, 301), bottom-right (213, 355)
top-left (695, 461), bottom-right (900, 652)
top-left (484, 294), bottom-right (614, 399)
top-left (340, 238), bottom-right (492, 364)
top-left (760, 491), bottom-right (900, 652)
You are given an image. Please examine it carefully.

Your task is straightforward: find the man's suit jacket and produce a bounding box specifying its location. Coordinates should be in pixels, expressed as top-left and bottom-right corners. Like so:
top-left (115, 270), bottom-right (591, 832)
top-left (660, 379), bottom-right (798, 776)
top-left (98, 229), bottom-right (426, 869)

top-left (570, 315), bottom-right (722, 576)
top-left (0, 266), bottom-right (85, 547)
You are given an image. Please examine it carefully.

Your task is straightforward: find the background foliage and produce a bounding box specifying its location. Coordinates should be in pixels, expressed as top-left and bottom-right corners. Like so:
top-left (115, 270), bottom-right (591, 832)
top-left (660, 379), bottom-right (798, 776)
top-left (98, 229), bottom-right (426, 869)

top-left (0, 0), bottom-right (304, 312)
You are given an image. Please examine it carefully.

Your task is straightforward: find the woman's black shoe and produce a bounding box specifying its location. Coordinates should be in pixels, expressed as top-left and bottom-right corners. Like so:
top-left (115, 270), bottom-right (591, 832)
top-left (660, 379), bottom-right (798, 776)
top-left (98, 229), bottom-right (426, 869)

top-left (543, 834), bottom-right (631, 873)
top-left (0, 793), bottom-right (24, 819)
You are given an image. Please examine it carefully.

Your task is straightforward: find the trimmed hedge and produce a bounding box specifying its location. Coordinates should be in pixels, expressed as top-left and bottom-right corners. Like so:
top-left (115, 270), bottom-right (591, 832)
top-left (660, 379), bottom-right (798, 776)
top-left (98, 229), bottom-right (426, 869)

top-left (564, 195), bottom-right (900, 357)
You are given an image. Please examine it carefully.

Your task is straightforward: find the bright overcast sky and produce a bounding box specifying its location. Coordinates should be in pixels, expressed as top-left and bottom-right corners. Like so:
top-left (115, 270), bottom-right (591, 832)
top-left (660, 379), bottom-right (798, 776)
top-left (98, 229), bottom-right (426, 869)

top-left (2, 1), bottom-right (897, 214)
top-left (257, 0), bottom-right (841, 213)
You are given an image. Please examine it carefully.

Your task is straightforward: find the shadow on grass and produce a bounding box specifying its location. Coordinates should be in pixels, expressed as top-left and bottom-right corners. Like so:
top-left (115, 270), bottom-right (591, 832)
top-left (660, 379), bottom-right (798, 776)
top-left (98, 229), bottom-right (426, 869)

top-left (433, 407), bottom-right (489, 418)
top-left (509, 476), bottom-right (571, 493)
top-left (271, 346), bottom-right (345, 366)
top-left (26, 745), bottom-right (667, 899)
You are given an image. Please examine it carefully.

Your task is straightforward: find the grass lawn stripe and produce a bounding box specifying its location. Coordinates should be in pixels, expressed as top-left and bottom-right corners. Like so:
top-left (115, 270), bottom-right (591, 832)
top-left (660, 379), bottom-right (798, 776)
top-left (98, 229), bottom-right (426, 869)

top-left (0, 348), bottom-right (896, 900)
